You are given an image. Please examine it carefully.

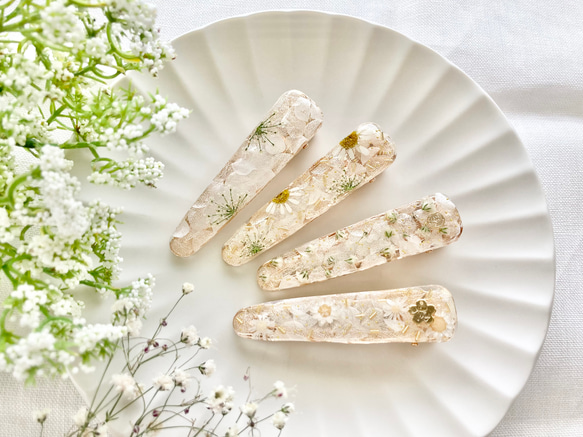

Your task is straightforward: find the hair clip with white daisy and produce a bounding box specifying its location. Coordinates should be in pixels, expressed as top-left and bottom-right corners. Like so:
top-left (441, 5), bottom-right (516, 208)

top-left (233, 285), bottom-right (456, 345)
top-left (222, 122), bottom-right (397, 266)
top-left (169, 90), bottom-right (323, 257)
top-left (257, 193), bottom-right (462, 291)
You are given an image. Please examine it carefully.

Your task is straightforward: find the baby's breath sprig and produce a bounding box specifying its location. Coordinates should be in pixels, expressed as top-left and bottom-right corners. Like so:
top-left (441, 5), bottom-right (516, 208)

top-left (36, 285), bottom-right (294, 437)
top-left (0, 0), bottom-right (189, 384)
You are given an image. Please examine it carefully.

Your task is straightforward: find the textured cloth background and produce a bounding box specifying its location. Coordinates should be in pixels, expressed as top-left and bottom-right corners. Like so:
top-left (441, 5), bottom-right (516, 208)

top-left (1, 1), bottom-right (581, 436)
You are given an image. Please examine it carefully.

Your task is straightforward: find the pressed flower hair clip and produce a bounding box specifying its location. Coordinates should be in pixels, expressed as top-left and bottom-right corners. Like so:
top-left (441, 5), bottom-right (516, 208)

top-left (257, 193), bottom-right (463, 291)
top-left (222, 122), bottom-right (397, 266)
top-left (170, 90), bottom-right (323, 257)
top-left (233, 285), bottom-right (457, 345)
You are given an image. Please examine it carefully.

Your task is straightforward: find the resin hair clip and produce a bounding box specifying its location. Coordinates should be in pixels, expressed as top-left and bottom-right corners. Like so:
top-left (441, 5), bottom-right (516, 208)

top-left (170, 90), bottom-right (323, 257)
top-left (233, 285), bottom-right (456, 344)
top-left (258, 193), bottom-right (462, 291)
top-left (222, 122), bottom-right (397, 266)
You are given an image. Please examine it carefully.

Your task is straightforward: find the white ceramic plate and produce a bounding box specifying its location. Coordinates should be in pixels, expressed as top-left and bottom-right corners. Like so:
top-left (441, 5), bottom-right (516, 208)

top-left (73, 11), bottom-right (555, 437)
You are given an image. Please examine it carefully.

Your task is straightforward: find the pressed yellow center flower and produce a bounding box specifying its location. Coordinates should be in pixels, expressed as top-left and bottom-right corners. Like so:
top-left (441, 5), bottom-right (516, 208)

top-left (339, 131), bottom-right (359, 150)
top-left (271, 189), bottom-right (290, 204)
top-left (318, 304), bottom-right (332, 318)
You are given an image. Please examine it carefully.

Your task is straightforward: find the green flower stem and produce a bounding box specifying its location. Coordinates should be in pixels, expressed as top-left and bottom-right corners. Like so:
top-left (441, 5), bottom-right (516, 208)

top-left (106, 22), bottom-right (141, 62)
top-left (0, 168), bottom-right (39, 207)
top-left (69, 0), bottom-right (108, 7)
top-left (61, 142), bottom-right (101, 159)
top-left (46, 105), bottom-right (67, 124)
top-left (0, 308), bottom-right (13, 340)
top-left (80, 279), bottom-right (119, 293)
top-left (111, 385), bottom-right (155, 419)
top-left (0, 0), bottom-right (17, 11)
top-left (87, 346), bottom-right (118, 422)
top-left (35, 315), bottom-right (74, 332)
top-left (91, 65), bottom-right (123, 79)
top-left (0, 19), bottom-right (30, 32)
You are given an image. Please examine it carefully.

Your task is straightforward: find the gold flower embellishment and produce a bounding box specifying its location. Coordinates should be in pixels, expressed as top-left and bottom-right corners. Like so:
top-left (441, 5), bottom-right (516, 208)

top-left (408, 300), bottom-right (436, 324)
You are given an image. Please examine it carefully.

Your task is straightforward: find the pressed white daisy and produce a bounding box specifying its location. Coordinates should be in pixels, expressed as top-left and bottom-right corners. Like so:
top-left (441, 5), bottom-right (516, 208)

top-left (332, 130), bottom-right (370, 161)
top-left (249, 314), bottom-right (276, 339)
top-left (382, 297), bottom-right (409, 322)
top-left (266, 187), bottom-right (303, 215)
top-left (310, 301), bottom-right (339, 326)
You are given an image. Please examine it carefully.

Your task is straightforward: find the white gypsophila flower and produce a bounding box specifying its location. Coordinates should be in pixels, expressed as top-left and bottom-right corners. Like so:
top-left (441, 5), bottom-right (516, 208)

top-left (240, 402), bottom-right (258, 418)
top-left (199, 359), bottom-right (216, 376)
top-left (282, 402), bottom-right (295, 415)
top-left (273, 380), bottom-right (288, 398)
top-left (50, 294), bottom-right (83, 318)
top-left (225, 425), bottom-right (239, 437)
top-left (33, 408), bottom-right (50, 424)
top-left (105, 3), bottom-right (175, 76)
top-left (4, 330), bottom-right (64, 380)
top-left (207, 385), bottom-right (235, 414)
top-left (87, 157), bottom-right (165, 189)
top-left (180, 325), bottom-right (199, 346)
top-left (18, 233), bottom-right (92, 288)
top-left (84, 35), bottom-right (109, 63)
top-left (125, 318), bottom-right (142, 337)
top-left (40, 0), bottom-right (86, 48)
top-left (73, 323), bottom-right (127, 354)
top-left (271, 411), bottom-right (288, 430)
top-left (171, 368), bottom-right (191, 388)
top-left (182, 282), bottom-right (194, 295)
top-left (10, 284), bottom-right (47, 329)
top-left (150, 101), bottom-right (189, 135)
top-left (39, 145), bottom-right (90, 241)
top-left (153, 374), bottom-right (173, 391)
top-left (111, 373), bottom-right (140, 400)
top-left (73, 406), bottom-right (88, 427)
top-left (111, 274), bottom-right (154, 334)
top-left (199, 337), bottom-right (212, 349)
top-left (87, 201), bottom-right (124, 278)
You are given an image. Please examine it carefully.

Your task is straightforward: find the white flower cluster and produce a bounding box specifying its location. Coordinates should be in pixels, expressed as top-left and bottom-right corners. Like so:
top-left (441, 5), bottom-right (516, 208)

top-left (0, 330), bottom-right (73, 381)
top-left (107, 0), bottom-right (175, 75)
top-left (0, 0), bottom-right (188, 389)
top-left (73, 323), bottom-right (127, 354)
top-left (88, 156), bottom-right (165, 189)
top-left (111, 275), bottom-right (155, 336)
top-left (111, 373), bottom-right (141, 400)
top-left (207, 385), bottom-right (235, 414)
top-left (40, 0), bottom-right (86, 48)
top-left (151, 95), bottom-right (190, 135)
top-left (39, 146), bottom-right (90, 241)
top-left (87, 200), bottom-right (124, 279)
top-left (10, 284), bottom-right (49, 329)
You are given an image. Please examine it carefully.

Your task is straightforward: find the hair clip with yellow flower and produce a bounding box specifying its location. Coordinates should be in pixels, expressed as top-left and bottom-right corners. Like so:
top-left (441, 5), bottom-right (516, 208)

top-left (233, 285), bottom-right (457, 345)
top-left (222, 122), bottom-right (397, 266)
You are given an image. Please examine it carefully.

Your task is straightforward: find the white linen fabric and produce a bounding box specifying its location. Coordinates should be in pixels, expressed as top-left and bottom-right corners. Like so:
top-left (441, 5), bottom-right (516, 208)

top-left (1, 1), bottom-right (581, 436)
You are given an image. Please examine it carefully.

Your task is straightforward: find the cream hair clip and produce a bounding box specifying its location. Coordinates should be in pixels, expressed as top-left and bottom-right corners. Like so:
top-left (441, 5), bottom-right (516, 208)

top-left (233, 285), bottom-right (456, 344)
top-left (257, 193), bottom-right (462, 291)
top-left (170, 90), bottom-right (323, 257)
top-left (222, 122), bottom-right (397, 266)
